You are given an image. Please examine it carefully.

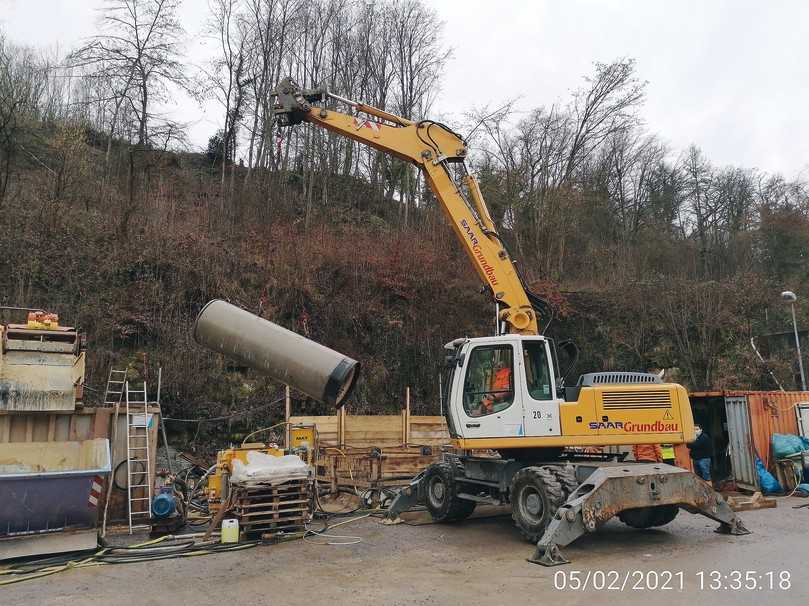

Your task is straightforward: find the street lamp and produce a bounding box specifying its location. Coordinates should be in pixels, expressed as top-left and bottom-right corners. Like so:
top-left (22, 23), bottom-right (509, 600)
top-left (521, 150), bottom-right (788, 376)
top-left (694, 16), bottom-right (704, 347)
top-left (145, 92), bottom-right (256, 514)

top-left (781, 290), bottom-right (807, 391)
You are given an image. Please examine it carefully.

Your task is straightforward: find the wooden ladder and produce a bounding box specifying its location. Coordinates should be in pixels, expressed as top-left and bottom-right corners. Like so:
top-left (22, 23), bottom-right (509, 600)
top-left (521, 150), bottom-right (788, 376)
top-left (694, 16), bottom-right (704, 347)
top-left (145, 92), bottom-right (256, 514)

top-left (125, 380), bottom-right (152, 533)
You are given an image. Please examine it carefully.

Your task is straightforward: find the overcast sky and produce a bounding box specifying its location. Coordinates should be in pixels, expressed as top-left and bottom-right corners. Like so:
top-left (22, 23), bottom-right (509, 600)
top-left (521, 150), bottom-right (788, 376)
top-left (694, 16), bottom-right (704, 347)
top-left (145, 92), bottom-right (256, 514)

top-left (1, 0), bottom-right (807, 177)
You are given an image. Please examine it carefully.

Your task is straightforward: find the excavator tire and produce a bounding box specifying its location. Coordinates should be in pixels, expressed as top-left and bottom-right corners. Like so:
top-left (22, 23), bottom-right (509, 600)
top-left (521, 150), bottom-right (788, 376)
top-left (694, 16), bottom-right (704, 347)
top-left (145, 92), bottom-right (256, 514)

top-left (510, 466), bottom-right (565, 543)
top-left (618, 505), bottom-right (680, 529)
top-left (549, 465), bottom-right (579, 500)
top-left (423, 462), bottom-right (476, 523)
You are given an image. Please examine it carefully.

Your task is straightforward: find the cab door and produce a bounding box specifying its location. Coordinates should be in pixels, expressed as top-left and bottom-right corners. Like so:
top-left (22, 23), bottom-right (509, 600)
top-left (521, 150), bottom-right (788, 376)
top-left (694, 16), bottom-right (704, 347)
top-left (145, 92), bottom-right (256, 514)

top-left (454, 341), bottom-right (525, 439)
top-left (519, 339), bottom-right (562, 436)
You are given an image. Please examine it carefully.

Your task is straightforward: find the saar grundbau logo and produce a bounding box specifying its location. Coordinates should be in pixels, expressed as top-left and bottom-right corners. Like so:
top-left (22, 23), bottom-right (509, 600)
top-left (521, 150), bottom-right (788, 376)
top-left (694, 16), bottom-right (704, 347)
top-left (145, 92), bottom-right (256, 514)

top-left (588, 420), bottom-right (680, 432)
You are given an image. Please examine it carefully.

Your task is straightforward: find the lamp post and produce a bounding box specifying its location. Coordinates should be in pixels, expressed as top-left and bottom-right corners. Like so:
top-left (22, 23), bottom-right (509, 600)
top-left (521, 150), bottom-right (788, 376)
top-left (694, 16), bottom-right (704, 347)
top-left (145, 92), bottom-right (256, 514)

top-left (781, 291), bottom-right (807, 391)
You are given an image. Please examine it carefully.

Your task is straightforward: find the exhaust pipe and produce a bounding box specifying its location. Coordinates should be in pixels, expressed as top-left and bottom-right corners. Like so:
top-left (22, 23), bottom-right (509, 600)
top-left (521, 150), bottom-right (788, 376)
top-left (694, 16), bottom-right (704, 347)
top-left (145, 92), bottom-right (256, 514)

top-left (193, 300), bottom-right (359, 407)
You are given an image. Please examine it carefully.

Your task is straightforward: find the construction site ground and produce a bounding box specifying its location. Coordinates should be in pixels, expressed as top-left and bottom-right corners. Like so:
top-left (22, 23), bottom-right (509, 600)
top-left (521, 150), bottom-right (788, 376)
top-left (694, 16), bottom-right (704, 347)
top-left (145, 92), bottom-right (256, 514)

top-left (4, 497), bottom-right (807, 605)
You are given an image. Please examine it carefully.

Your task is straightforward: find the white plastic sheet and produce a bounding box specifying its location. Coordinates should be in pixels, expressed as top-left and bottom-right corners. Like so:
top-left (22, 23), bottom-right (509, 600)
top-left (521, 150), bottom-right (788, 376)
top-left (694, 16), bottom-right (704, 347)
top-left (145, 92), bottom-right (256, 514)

top-left (230, 451), bottom-right (311, 485)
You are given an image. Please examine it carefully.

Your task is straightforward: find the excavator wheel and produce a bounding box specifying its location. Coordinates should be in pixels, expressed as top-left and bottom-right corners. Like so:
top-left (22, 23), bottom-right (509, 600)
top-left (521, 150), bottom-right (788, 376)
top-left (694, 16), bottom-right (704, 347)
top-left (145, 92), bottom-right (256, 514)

top-left (423, 462), bottom-right (476, 523)
top-left (549, 465), bottom-right (579, 500)
top-left (510, 466), bottom-right (565, 543)
top-left (618, 505), bottom-right (680, 529)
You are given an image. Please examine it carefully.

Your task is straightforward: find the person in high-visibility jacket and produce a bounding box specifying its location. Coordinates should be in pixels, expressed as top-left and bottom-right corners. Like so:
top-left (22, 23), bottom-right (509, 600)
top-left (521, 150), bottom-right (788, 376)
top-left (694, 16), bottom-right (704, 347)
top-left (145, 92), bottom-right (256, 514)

top-left (660, 444), bottom-right (676, 465)
top-left (480, 363), bottom-right (512, 415)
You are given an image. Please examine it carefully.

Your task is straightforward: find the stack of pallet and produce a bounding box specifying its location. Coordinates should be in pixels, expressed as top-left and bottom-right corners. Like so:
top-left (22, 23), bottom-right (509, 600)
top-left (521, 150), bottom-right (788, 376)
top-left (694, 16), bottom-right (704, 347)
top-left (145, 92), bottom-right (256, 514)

top-left (232, 479), bottom-right (313, 539)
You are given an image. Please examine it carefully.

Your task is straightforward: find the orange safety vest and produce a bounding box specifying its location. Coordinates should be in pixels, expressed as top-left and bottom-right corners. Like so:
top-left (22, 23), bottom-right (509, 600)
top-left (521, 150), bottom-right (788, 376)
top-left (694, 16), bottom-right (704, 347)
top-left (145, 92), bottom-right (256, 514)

top-left (482, 368), bottom-right (511, 412)
top-left (492, 367), bottom-right (511, 392)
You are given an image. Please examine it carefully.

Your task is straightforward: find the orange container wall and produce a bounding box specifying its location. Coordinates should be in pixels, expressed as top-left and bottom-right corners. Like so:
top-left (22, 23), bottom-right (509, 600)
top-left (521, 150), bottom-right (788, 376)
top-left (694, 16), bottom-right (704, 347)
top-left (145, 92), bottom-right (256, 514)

top-left (727, 391), bottom-right (805, 470)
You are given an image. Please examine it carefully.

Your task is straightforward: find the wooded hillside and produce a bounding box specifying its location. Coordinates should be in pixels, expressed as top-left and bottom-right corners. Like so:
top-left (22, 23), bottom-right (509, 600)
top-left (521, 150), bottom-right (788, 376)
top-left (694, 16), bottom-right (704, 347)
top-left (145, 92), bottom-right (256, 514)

top-left (1, 1), bottom-right (807, 447)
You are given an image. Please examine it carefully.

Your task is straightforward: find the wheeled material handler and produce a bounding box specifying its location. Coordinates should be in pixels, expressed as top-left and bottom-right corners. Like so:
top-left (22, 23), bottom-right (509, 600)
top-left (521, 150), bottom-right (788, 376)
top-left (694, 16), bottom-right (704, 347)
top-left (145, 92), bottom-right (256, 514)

top-left (219, 77), bottom-right (750, 565)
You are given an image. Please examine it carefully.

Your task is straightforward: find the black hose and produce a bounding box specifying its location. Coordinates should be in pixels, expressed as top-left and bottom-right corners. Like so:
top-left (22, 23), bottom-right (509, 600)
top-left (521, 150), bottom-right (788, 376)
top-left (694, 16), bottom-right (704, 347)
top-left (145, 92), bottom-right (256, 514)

top-left (113, 459), bottom-right (147, 491)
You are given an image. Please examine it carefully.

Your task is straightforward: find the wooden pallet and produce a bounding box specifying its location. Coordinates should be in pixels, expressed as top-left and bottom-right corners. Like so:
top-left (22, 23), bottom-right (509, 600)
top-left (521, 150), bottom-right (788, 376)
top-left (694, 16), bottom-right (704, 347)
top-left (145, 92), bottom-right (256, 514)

top-left (726, 491), bottom-right (777, 512)
top-left (232, 479), bottom-right (313, 538)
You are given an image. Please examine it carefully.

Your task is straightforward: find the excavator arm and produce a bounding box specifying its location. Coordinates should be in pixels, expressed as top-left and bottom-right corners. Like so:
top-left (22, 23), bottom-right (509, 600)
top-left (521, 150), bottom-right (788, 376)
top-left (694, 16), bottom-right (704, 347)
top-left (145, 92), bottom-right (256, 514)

top-left (272, 77), bottom-right (539, 335)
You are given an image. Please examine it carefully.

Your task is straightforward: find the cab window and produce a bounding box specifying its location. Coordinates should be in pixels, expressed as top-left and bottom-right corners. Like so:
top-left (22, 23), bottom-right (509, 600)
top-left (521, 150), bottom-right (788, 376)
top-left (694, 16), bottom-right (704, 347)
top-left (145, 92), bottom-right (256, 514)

top-left (523, 341), bottom-right (553, 401)
top-left (463, 345), bottom-right (514, 417)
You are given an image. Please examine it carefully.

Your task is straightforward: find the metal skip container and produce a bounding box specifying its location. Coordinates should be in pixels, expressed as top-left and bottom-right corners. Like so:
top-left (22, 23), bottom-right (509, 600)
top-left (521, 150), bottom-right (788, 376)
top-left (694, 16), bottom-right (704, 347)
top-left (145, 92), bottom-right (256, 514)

top-left (0, 438), bottom-right (111, 559)
top-left (193, 300), bottom-right (360, 407)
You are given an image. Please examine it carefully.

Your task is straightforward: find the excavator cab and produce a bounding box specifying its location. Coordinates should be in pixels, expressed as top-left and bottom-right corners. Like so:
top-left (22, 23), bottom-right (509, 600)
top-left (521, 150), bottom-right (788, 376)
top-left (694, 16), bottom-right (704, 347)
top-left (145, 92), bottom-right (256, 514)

top-left (443, 335), bottom-right (697, 449)
top-left (445, 336), bottom-right (561, 441)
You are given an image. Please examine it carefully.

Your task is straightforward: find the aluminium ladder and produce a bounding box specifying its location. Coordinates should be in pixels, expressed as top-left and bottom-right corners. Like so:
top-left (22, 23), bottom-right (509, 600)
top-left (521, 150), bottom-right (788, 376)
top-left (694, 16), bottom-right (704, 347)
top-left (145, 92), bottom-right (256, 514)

top-left (101, 368), bottom-right (127, 537)
top-left (103, 368), bottom-right (128, 406)
top-left (125, 380), bottom-right (153, 533)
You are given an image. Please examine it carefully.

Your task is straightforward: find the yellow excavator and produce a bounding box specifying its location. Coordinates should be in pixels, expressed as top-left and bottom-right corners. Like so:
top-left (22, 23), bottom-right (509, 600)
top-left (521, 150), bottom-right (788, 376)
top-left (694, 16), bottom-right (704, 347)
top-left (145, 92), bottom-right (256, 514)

top-left (271, 77), bottom-right (749, 565)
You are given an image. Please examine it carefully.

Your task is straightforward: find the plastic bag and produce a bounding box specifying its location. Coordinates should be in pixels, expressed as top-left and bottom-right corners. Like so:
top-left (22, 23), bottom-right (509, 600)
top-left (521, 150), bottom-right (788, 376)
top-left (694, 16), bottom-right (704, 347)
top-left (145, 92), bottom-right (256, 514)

top-left (230, 451), bottom-right (311, 485)
top-left (756, 456), bottom-right (782, 495)
top-left (772, 433), bottom-right (809, 459)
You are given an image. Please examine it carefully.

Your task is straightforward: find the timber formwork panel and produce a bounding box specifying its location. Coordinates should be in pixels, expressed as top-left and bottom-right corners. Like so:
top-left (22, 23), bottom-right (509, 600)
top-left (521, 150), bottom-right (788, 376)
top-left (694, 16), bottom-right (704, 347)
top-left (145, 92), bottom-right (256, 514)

top-left (232, 480), bottom-right (313, 538)
top-left (316, 445), bottom-right (444, 492)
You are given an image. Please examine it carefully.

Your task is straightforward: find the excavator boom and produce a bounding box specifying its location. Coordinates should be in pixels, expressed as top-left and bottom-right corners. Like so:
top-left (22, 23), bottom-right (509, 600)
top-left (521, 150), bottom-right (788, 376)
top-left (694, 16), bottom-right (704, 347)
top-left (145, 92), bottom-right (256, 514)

top-left (273, 78), bottom-right (538, 335)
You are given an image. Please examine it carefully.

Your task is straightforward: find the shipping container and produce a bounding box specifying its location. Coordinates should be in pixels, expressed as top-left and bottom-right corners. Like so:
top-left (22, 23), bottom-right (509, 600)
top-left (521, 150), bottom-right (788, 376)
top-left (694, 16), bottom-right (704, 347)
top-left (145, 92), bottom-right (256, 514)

top-left (690, 390), bottom-right (806, 490)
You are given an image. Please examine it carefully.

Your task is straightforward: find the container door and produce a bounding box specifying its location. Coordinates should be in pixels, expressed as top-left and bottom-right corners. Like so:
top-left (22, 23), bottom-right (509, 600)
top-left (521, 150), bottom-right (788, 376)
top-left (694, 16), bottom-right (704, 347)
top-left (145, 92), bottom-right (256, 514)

top-left (798, 404), bottom-right (809, 439)
top-left (724, 396), bottom-right (757, 490)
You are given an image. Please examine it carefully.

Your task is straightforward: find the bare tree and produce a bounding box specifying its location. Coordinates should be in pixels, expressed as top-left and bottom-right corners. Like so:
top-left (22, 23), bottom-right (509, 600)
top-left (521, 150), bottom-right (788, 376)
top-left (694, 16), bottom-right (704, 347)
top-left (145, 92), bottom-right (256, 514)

top-left (71, 0), bottom-right (187, 153)
top-left (0, 34), bottom-right (47, 205)
top-left (203, 0), bottom-right (257, 215)
top-left (563, 58), bottom-right (646, 183)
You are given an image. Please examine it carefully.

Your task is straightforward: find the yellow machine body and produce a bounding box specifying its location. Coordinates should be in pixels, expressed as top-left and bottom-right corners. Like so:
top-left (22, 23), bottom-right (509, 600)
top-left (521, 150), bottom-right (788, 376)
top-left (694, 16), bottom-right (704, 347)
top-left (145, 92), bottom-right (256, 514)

top-left (289, 425), bottom-right (316, 463)
top-left (452, 383), bottom-right (694, 450)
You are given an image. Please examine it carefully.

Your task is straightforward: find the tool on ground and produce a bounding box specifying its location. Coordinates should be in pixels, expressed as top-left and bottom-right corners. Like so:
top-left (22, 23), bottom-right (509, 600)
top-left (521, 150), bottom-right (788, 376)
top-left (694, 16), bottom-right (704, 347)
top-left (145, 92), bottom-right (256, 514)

top-left (155, 367), bottom-right (173, 474)
top-left (266, 77), bottom-right (750, 565)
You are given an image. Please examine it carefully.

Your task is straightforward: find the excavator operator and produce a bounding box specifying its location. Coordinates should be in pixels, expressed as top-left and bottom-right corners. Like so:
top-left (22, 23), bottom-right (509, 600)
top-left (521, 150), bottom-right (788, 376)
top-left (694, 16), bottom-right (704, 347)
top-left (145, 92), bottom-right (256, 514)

top-left (477, 359), bottom-right (512, 416)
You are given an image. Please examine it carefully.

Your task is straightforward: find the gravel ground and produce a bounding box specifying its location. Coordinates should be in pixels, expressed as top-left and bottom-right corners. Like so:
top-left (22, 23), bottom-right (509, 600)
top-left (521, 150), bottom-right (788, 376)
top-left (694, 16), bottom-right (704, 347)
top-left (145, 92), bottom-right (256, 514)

top-left (3, 498), bottom-right (808, 605)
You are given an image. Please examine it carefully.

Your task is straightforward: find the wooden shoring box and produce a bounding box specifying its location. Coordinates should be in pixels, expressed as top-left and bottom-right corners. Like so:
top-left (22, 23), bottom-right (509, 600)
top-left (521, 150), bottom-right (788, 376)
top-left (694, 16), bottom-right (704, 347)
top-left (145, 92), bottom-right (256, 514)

top-left (316, 444), bottom-right (445, 493)
top-left (288, 389), bottom-right (453, 494)
top-left (232, 479), bottom-right (313, 538)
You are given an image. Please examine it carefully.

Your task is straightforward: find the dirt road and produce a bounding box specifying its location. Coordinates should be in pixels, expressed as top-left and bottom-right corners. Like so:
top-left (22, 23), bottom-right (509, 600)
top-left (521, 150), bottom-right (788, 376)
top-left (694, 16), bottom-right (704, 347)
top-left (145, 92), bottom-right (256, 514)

top-left (4, 498), bottom-right (807, 605)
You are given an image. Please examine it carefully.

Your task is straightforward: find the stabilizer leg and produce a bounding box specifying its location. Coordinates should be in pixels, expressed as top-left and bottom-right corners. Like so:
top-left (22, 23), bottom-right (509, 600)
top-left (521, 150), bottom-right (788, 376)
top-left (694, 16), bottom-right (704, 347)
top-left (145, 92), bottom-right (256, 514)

top-left (385, 470), bottom-right (426, 521)
top-left (529, 464), bottom-right (750, 566)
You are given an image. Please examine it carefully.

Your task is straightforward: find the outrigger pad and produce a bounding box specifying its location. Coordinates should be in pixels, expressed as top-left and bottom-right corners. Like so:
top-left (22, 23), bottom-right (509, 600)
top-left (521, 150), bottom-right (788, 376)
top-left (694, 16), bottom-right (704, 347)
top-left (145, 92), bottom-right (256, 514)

top-left (529, 463), bottom-right (751, 567)
top-left (528, 543), bottom-right (569, 567)
top-left (716, 518), bottom-right (751, 536)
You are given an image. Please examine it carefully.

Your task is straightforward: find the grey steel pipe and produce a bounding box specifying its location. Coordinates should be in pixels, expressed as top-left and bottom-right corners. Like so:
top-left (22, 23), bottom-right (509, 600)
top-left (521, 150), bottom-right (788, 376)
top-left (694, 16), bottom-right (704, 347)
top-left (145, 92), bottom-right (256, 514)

top-left (193, 300), bottom-right (359, 407)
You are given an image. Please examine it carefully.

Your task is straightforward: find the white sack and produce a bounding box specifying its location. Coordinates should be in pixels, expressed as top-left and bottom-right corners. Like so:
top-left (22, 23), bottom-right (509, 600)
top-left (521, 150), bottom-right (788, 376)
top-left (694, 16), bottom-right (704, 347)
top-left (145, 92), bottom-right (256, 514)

top-left (230, 451), bottom-right (311, 485)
